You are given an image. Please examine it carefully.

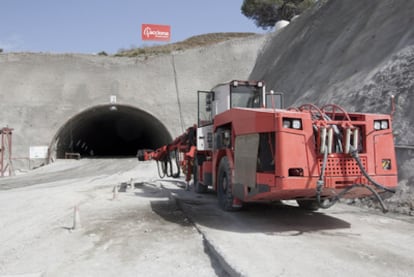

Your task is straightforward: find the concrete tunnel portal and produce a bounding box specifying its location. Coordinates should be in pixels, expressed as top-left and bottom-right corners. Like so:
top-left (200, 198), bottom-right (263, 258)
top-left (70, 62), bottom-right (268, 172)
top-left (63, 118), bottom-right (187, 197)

top-left (51, 105), bottom-right (172, 159)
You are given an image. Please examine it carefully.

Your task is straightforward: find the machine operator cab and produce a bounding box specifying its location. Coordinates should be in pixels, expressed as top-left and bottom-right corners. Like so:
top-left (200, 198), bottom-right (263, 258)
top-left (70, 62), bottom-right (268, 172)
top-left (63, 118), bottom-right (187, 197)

top-left (197, 80), bottom-right (283, 150)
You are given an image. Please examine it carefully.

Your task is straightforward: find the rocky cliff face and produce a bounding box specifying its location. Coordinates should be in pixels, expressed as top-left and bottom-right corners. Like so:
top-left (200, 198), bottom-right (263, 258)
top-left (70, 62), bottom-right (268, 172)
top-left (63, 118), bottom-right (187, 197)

top-left (250, 0), bottom-right (414, 213)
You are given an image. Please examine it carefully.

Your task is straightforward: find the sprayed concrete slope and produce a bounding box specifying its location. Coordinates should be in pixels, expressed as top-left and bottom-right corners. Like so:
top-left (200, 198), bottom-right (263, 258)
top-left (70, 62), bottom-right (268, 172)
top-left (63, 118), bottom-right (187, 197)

top-left (250, 0), bottom-right (414, 209)
top-left (0, 35), bottom-right (265, 169)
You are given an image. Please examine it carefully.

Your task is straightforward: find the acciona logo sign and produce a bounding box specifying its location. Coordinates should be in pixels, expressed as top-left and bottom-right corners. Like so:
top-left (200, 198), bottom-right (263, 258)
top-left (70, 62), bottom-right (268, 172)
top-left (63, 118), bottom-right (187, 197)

top-left (143, 27), bottom-right (168, 39)
top-left (141, 24), bottom-right (171, 42)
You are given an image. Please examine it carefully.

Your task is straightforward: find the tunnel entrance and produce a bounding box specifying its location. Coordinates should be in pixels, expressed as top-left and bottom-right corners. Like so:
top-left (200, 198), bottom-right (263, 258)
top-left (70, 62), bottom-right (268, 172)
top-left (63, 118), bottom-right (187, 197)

top-left (50, 105), bottom-right (172, 159)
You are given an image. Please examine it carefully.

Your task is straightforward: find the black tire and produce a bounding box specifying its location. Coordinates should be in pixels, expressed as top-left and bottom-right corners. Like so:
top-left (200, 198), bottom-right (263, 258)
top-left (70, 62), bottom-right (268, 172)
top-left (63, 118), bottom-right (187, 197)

top-left (296, 199), bottom-right (320, 211)
top-left (217, 156), bottom-right (242, 211)
top-left (137, 149), bottom-right (150, 161)
top-left (193, 156), bottom-right (208, 193)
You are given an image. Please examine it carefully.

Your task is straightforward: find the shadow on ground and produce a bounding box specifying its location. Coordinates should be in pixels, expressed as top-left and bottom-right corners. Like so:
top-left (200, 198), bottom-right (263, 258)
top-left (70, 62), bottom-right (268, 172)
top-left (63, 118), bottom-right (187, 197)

top-left (152, 180), bottom-right (351, 236)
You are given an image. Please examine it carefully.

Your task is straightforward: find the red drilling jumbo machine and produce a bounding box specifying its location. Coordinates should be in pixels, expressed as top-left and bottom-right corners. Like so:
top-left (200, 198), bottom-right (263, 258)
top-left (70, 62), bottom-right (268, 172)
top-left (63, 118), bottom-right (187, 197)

top-left (138, 80), bottom-right (397, 212)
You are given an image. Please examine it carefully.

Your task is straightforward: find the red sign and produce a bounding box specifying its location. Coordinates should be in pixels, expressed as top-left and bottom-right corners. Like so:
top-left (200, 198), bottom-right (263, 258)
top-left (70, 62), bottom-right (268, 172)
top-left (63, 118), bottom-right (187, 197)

top-left (141, 24), bottom-right (171, 42)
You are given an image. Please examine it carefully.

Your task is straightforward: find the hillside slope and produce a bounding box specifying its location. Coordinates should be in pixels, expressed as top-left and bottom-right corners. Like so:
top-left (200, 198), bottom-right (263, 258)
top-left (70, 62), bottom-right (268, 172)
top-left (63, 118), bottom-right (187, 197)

top-left (116, 32), bottom-right (256, 57)
top-left (250, 0), bottom-right (414, 212)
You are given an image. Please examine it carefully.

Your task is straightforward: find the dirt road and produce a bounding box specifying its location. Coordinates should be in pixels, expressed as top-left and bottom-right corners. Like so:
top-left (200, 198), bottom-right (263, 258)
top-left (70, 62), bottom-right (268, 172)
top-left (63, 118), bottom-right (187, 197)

top-left (165, 182), bottom-right (414, 276)
top-left (0, 159), bottom-right (220, 277)
top-left (1, 159), bottom-right (413, 276)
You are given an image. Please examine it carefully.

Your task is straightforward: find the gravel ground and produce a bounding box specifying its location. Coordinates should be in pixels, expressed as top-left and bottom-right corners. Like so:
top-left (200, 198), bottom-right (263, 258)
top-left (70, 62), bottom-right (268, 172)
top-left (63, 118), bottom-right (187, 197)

top-left (0, 159), bottom-right (219, 277)
top-left (1, 159), bottom-right (414, 277)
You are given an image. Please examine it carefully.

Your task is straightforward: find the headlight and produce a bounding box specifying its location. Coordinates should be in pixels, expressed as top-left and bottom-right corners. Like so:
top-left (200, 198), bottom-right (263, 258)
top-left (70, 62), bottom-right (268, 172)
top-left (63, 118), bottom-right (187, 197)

top-left (282, 118), bottom-right (302, 130)
top-left (374, 121), bottom-right (381, 130)
top-left (283, 119), bottom-right (291, 128)
top-left (292, 119), bottom-right (301, 129)
top-left (374, 120), bottom-right (389, 130)
top-left (381, 120), bottom-right (389, 129)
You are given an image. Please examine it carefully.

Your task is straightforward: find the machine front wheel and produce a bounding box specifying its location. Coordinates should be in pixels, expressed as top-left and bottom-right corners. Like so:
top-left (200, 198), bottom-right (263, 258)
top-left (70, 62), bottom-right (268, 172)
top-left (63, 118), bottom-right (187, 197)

top-left (193, 156), bottom-right (208, 193)
top-left (217, 156), bottom-right (242, 211)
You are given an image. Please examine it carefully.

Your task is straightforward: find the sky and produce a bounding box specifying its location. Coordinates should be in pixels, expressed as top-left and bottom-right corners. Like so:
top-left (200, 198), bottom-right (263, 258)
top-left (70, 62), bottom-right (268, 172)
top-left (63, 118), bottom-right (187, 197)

top-left (0, 0), bottom-right (265, 54)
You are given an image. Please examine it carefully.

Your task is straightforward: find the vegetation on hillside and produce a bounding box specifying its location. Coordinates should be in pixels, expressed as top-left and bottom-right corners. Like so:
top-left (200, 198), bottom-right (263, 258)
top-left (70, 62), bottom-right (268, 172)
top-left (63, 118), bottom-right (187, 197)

top-left (113, 0), bottom-right (317, 58)
top-left (241, 0), bottom-right (317, 29)
top-left (115, 32), bottom-right (256, 58)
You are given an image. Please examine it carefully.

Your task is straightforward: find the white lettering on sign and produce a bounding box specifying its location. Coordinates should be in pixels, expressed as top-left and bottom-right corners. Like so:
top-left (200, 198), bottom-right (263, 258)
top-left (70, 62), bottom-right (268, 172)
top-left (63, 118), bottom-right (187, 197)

top-left (143, 27), bottom-right (170, 39)
top-left (110, 95), bottom-right (117, 103)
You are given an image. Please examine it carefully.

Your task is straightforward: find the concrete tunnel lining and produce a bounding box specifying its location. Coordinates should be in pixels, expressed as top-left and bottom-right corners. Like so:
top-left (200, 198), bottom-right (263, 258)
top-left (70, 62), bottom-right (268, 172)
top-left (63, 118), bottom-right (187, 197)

top-left (51, 105), bottom-right (172, 159)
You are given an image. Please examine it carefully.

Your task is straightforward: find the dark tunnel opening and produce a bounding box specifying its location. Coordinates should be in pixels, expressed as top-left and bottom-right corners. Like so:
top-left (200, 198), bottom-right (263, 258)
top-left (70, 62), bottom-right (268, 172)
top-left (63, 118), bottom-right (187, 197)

top-left (51, 105), bottom-right (172, 159)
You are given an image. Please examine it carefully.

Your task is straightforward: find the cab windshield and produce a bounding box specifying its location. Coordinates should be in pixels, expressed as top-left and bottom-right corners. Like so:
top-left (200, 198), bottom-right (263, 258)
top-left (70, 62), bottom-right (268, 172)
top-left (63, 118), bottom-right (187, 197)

top-left (231, 85), bottom-right (262, 108)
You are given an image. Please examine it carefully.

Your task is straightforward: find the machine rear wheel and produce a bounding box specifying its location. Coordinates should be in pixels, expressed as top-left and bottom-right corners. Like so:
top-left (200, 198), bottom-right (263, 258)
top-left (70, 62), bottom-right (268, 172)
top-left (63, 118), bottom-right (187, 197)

top-left (218, 156), bottom-right (241, 211)
top-left (296, 199), bottom-right (320, 211)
